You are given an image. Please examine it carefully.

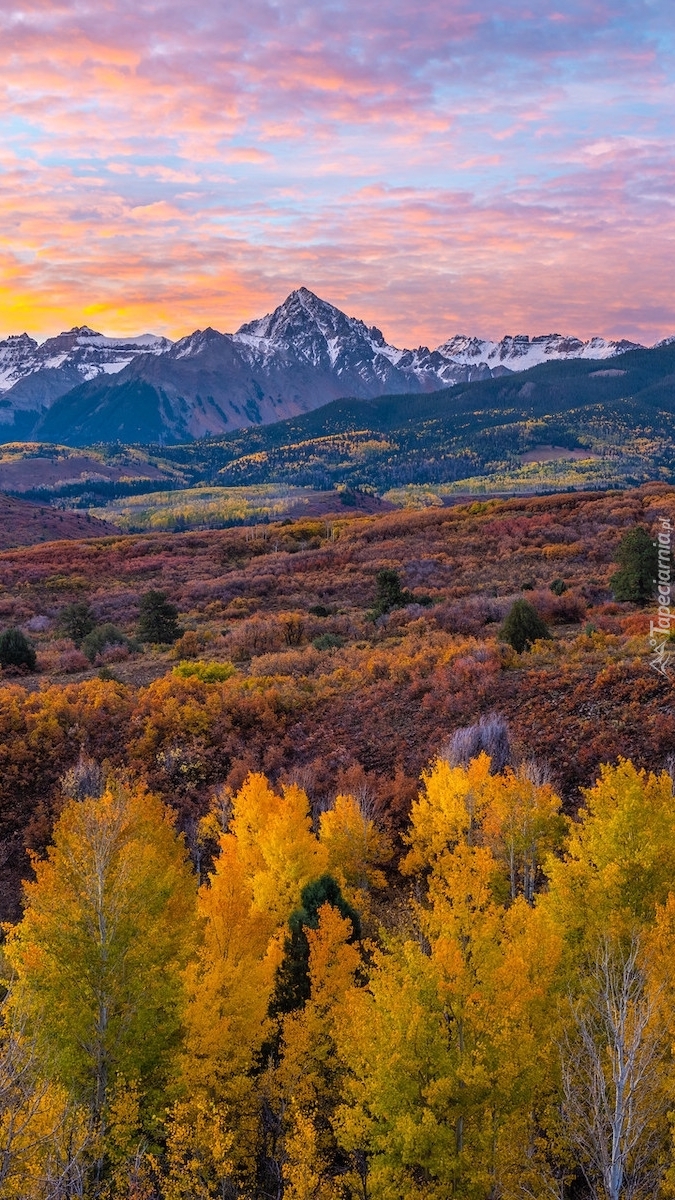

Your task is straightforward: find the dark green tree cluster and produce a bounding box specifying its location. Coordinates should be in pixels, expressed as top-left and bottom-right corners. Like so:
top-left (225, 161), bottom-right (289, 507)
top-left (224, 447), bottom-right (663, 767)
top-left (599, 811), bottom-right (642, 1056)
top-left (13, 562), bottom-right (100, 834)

top-left (57, 601), bottom-right (96, 645)
top-left (56, 591), bottom-right (182, 662)
top-left (0, 628), bottom-right (36, 671)
top-left (610, 526), bottom-right (659, 604)
top-left (81, 624), bottom-right (129, 663)
top-left (58, 602), bottom-right (130, 663)
top-left (372, 569), bottom-right (432, 617)
top-left (138, 590), bottom-right (182, 644)
top-left (500, 599), bottom-right (550, 653)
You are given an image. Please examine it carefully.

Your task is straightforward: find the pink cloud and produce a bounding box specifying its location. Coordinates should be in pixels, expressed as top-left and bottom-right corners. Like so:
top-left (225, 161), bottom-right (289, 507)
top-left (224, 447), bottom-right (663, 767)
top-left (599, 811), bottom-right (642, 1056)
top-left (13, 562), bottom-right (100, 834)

top-left (0, 0), bottom-right (672, 343)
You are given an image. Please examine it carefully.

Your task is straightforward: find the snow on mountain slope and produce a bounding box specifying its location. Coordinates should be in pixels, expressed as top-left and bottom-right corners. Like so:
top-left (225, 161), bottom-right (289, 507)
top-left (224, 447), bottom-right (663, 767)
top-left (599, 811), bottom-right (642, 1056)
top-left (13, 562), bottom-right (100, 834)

top-left (234, 289), bottom-right (646, 386)
top-left (3, 290), bottom-right (670, 445)
top-left (436, 332), bottom-right (644, 370)
top-left (234, 287), bottom-right (416, 388)
top-left (0, 326), bottom-right (172, 394)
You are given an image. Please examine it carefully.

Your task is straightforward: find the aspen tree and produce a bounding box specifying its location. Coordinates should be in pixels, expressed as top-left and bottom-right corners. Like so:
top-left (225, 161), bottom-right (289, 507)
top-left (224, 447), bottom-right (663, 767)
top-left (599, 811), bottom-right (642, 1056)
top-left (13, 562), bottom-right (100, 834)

top-left (5, 782), bottom-right (196, 1137)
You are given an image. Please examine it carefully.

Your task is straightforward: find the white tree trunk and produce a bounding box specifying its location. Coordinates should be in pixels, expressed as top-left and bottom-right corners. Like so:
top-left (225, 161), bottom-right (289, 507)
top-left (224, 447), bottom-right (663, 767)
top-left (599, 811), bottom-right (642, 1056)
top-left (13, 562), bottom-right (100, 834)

top-left (561, 937), bottom-right (668, 1200)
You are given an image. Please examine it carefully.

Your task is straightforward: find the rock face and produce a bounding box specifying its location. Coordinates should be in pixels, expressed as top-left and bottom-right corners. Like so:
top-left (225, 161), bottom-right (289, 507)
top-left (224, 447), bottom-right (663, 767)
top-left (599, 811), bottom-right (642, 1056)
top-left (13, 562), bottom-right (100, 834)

top-left (0, 327), bottom-right (173, 436)
top-left (435, 331), bottom-right (642, 370)
top-left (1, 290), bottom-right (650, 444)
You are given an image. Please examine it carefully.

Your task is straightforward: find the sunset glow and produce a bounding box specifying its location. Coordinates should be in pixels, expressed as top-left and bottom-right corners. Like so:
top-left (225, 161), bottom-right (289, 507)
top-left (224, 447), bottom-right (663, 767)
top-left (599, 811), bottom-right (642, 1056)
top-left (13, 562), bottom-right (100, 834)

top-left (1, 0), bottom-right (673, 345)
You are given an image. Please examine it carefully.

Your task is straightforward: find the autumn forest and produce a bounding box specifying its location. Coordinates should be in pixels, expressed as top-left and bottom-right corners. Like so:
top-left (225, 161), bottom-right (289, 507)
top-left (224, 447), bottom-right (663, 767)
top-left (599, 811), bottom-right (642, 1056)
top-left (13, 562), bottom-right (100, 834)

top-left (1, 483), bottom-right (675, 1199)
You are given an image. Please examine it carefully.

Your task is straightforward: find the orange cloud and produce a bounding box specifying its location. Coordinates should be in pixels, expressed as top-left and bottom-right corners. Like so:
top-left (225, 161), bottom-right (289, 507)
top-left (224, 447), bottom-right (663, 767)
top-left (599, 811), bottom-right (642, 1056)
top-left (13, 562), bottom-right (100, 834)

top-left (0, 0), bottom-right (672, 344)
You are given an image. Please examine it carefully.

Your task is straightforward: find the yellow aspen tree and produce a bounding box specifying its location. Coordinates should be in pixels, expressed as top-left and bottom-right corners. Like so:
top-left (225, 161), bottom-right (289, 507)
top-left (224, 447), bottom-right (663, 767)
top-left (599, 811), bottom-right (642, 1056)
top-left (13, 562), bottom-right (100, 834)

top-left (335, 899), bottom-right (562, 1200)
top-left (333, 938), bottom-right (455, 1200)
top-left (401, 752), bottom-right (494, 876)
top-left (180, 836), bottom-right (280, 1093)
top-left (480, 765), bottom-right (566, 902)
top-left (0, 1049), bottom-right (90, 1200)
top-left (479, 899), bottom-right (566, 1200)
top-left (282, 1103), bottom-right (340, 1200)
top-left (404, 753), bottom-right (565, 905)
top-left (544, 760), bottom-right (675, 946)
top-left (420, 840), bottom-right (507, 1194)
top-left (640, 898), bottom-right (675, 1193)
top-left (396, 756), bottom-right (565, 1199)
top-left (161, 1098), bottom-right (235, 1200)
top-left (228, 773), bottom-right (328, 925)
top-left (319, 793), bottom-right (392, 911)
top-left (4, 781), bottom-right (197, 1143)
top-left (175, 773), bottom-right (329, 1195)
top-left (560, 936), bottom-right (669, 1200)
top-left (176, 837), bottom-right (282, 1190)
top-left (104, 1079), bottom-right (156, 1200)
top-left (181, 772), bottom-right (330, 1107)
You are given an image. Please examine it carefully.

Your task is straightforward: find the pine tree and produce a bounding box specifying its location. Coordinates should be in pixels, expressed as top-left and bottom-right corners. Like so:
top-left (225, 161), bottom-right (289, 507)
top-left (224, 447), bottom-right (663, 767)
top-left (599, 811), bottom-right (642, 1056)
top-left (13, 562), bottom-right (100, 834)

top-left (271, 875), bottom-right (360, 1016)
top-left (499, 599), bottom-right (550, 653)
top-left (138, 589), bottom-right (181, 644)
top-left (57, 601), bottom-right (96, 646)
top-left (372, 569), bottom-right (416, 616)
top-left (610, 526), bottom-right (659, 604)
top-left (0, 628), bottom-right (36, 671)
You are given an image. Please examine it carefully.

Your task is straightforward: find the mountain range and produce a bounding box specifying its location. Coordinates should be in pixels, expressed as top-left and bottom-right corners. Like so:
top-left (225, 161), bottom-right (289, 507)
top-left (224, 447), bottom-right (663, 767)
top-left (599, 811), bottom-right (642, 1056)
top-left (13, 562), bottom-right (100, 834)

top-left (149, 338), bottom-right (675, 497)
top-left (0, 288), bottom-right (661, 445)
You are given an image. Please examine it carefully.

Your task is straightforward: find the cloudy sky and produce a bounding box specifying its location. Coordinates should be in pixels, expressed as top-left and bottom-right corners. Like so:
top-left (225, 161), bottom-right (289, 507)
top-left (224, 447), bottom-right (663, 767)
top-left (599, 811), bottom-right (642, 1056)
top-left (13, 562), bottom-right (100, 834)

top-left (1, 0), bottom-right (673, 345)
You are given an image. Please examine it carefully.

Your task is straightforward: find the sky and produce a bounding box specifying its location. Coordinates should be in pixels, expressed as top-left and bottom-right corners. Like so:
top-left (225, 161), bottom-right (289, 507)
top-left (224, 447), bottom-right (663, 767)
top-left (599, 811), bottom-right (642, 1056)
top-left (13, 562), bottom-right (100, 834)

top-left (0, 0), bottom-right (673, 347)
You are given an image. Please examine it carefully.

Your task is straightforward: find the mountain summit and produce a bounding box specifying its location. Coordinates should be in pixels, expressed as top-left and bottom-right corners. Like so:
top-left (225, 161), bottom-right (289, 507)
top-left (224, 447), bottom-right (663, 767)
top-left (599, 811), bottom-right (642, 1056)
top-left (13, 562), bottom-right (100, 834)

top-left (0, 289), bottom-right (652, 444)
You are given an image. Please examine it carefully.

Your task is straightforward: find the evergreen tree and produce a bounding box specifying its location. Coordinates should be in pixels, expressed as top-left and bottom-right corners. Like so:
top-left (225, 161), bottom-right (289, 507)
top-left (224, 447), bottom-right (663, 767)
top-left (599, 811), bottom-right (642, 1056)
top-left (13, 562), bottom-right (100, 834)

top-left (0, 628), bottom-right (37, 671)
top-left (57, 602), bottom-right (96, 646)
top-left (137, 589), bottom-right (181, 644)
top-left (372, 569), bottom-right (414, 616)
top-left (610, 526), bottom-right (659, 604)
top-left (81, 623), bottom-right (127, 663)
top-left (500, 599), bottom-right (550, 653)
top-left (271, 875), bottom-right (361, 1016)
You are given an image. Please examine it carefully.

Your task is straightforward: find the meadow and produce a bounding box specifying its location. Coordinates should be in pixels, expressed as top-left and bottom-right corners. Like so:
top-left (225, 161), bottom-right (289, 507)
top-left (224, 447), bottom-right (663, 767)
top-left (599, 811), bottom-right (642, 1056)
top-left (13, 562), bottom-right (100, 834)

top-left (100, 485), bottom-right (333, 532)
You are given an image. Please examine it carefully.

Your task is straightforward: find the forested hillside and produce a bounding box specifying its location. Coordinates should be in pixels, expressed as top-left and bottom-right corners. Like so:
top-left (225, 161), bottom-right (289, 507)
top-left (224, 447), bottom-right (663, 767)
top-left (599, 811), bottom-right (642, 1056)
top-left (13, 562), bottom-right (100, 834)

top-left (3, 341), bottom-right (675, 518)
top-left (141, 339), bottom-right (675, 495)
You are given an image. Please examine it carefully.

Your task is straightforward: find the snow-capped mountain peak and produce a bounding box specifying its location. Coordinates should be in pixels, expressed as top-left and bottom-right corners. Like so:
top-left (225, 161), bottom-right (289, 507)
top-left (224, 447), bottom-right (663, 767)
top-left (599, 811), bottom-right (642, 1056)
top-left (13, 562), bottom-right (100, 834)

top-left (0, 327), bottom-right (174, 395)
top-left (1, 289), bottom-right (670, 444)
top-left (235, 292), bottom-right (651, 385)
top-left (172, 328), bottom-right (230, 360)
top-left (235, 287), bottom-right (388, 370)
top-left (436, 331), bottom-right (644, 371)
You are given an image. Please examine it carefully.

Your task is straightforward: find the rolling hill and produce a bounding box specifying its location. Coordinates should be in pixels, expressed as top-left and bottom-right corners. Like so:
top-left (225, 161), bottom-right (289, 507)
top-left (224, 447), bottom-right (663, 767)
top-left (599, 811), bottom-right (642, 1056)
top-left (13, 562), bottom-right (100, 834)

top-left (3, 339), bottom-right (674, 518)
top-left (141, 339), bottom-right (675, 495)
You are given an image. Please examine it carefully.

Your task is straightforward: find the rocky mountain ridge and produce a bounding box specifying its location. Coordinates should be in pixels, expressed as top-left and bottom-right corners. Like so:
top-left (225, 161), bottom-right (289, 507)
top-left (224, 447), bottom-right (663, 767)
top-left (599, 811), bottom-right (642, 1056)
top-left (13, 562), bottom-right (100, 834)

top-left (0, 289), bottom-right (657, 444)
top-left (0, 326), bottom-right (171, 391)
